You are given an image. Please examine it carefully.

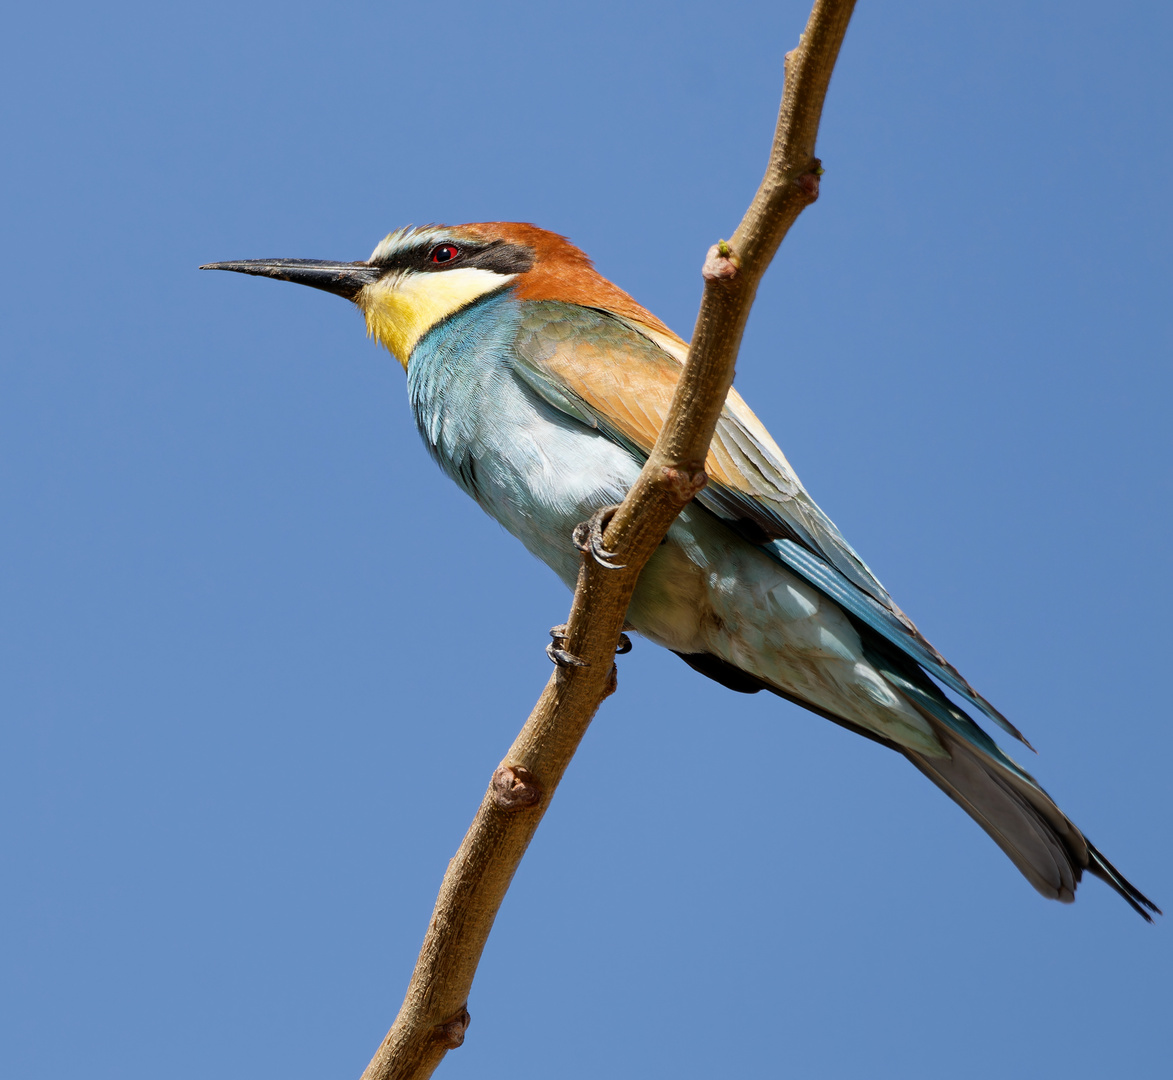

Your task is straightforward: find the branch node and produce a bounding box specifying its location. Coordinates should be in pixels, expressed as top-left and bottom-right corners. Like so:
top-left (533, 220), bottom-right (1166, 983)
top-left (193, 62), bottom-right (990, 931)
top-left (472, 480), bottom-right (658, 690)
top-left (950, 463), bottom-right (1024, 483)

top-left (572, 505), bottom-right (626, 569)
top-left (602, 663), bottom-right (618, 699)
top-left (491, 764), bottom-right (542, 811)
top-left (435, 1006), bottom-right (470, 1049)
top-left (659, 465), bottom-right (708, 502)
top-left (796, 172), bottom-right (820, 201)
top-left (794, 159), bottom-right (823, 201)
top-left (702, 243), bottom-right (740, 281)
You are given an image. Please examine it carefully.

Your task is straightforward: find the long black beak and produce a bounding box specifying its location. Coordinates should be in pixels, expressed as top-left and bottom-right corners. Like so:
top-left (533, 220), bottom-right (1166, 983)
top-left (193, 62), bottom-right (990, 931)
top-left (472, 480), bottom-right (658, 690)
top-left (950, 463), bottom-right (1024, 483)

top-left (199, 258), bottom-right (383, 300)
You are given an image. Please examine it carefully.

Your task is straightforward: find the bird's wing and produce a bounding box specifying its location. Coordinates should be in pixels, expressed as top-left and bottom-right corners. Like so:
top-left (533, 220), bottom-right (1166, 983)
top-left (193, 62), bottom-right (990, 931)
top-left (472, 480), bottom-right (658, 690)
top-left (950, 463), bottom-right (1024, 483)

top-left (511, 299), bottom-right (1029, 747)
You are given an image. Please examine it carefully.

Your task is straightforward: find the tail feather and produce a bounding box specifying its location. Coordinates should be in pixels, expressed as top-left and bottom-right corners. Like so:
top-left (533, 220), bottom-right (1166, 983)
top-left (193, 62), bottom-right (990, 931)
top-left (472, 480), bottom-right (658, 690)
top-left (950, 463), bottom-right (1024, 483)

top-left (671, 649), bottom-right (1160, 919)
top-left (906, 723), bottom-right (1160, 919)
top-left (1086, 843), bottom-right (1162, 923)
top-left (862, 633), bottom-right (1158, 919)
top-left (905, 729), bottom-right (1079, 901)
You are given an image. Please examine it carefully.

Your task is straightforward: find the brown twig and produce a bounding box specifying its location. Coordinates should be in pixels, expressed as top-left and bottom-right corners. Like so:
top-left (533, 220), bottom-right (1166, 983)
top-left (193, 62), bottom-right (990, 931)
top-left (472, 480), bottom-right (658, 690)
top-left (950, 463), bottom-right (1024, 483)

top-left (360, 3), bottom-right (857, 1077)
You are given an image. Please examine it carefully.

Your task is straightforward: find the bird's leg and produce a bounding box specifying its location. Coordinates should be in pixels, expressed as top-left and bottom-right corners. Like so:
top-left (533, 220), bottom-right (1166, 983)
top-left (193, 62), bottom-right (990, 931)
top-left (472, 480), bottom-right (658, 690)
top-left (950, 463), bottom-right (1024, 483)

top-left (572, 505), bottom-right (626, 570)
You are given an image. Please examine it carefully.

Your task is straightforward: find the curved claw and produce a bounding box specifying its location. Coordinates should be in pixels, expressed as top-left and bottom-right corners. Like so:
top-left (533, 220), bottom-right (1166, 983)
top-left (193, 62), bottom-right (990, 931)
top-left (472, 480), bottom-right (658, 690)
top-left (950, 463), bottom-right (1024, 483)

top-left (572, 505), bottom-right (626, 570)
top-left (547, 644), bottom-right (588, 667)
top-left (547, 625), bottom-right (588, 668)
top-left (615, 633), bottom-right (633, 655)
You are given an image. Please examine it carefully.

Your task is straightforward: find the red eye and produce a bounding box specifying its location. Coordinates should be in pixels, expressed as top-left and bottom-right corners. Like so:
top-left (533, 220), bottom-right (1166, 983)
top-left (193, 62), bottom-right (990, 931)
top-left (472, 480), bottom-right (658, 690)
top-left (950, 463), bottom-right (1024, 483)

top-left (430, 244), bottom-right (460, 264)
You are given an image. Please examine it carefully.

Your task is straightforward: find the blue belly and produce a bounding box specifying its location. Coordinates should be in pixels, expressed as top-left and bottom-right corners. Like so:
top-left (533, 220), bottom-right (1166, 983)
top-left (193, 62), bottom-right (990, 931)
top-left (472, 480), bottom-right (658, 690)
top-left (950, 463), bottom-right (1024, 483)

top-left (406, 291), bottom-right (644, 588)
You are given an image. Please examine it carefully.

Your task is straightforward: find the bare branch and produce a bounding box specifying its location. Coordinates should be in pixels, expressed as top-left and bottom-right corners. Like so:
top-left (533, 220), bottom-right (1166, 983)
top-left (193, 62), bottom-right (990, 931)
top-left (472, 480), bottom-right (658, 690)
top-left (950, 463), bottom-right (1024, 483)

top-left (360, 3), bottom-right (857, 1078)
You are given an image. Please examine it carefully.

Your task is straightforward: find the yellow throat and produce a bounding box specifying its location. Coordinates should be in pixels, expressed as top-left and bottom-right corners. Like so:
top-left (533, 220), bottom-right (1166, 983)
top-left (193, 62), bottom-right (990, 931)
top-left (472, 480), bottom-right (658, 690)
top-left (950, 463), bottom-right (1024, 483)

top-left (358, 268), bottom-right (514, 367)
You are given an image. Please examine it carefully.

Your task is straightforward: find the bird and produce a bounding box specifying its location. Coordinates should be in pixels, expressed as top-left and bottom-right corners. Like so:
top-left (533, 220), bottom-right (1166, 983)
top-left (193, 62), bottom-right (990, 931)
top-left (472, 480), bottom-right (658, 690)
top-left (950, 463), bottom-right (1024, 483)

top-left (202, 221), bottom-right (1159, 920)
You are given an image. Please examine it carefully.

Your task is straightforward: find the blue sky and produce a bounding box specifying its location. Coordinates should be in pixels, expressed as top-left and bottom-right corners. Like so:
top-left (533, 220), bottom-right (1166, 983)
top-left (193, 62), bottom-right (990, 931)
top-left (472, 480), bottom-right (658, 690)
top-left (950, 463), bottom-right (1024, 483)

top-left (2, 2), bottom-right (1170, 1077)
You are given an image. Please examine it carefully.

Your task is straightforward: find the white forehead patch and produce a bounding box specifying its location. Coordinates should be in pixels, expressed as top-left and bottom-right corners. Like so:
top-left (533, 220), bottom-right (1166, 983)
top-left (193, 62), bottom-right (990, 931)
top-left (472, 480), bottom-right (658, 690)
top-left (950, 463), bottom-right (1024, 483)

top-left (368, 224), bottom-right (454, 264)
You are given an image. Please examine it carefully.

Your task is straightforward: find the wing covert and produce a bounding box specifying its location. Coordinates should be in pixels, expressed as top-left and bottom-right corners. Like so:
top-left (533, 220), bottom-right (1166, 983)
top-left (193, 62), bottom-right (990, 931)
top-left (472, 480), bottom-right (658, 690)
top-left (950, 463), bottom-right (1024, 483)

top-left (510, 298), bottom-right (1030, 749)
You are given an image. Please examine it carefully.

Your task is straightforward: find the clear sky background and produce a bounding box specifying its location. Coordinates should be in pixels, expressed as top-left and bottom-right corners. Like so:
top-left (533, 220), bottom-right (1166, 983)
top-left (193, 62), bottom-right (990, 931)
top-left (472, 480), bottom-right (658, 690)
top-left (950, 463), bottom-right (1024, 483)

top-left (2, 2), bottom-right (1170, 1077)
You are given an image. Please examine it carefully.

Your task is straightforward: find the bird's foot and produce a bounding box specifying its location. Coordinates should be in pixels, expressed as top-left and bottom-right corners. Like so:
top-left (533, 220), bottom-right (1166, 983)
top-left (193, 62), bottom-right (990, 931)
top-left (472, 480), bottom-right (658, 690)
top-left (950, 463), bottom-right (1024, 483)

top-left (547, 624), bottom-right (587, 668)
top-left (573, 505), bottom-right (626, 569)
top-left (546, 625), bottom-right (633, 667)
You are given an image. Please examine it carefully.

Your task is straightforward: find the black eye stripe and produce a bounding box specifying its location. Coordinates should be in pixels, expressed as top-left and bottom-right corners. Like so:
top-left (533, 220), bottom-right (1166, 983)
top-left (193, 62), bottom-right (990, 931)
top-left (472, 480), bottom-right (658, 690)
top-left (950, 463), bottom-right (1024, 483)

top-left (372, 238), bottom-right (535, 276)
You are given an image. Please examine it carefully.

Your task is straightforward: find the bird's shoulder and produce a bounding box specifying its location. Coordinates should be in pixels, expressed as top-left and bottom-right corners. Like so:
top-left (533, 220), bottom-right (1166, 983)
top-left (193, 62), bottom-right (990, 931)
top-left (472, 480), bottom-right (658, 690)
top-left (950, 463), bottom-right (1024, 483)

top-left (509, 298), bottom-right (825, 546)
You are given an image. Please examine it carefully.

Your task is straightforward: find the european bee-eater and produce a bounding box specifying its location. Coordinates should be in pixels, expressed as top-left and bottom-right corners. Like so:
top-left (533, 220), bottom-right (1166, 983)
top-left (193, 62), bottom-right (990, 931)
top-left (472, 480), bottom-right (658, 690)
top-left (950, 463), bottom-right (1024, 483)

top-left (203, 222), bottom-right (1158, 919)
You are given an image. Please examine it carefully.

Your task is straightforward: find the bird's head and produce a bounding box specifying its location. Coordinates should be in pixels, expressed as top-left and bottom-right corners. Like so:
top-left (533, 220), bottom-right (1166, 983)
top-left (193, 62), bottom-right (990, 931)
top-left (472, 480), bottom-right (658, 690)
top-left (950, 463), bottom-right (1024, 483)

top-left (202, 222), bottom-right (677, 367)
